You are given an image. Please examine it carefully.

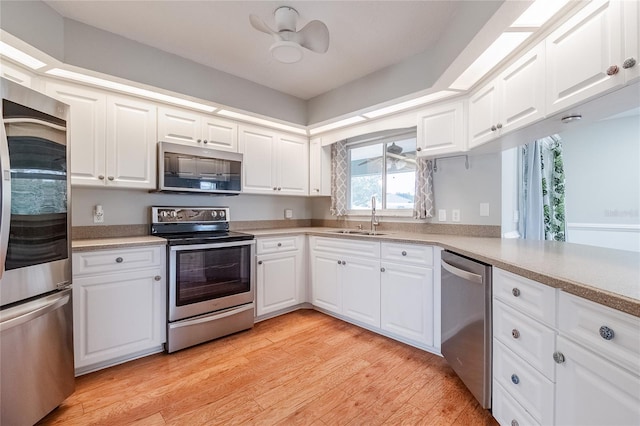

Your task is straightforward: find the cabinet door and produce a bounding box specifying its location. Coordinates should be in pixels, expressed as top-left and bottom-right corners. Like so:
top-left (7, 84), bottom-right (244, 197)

top-left (499, 42), bottom-right (546, 134)
top-left (380, 262), bottom-right (433, 346)
top-left (467, 80), bottom-right (499, 149)
top-left (256, 250), bottom-right (303, 316)
top-left (546, 0), bottom-right (623, 114)
top-left (623, 0), bottom-right (640, 83)
top-left (105, 95), bottom-right (157, 188)
top-left (201, 117), bottom-right (238, 152)
top-left (277, 134), bottom-right (309, 195)
top-left (73, 268), bottom-right (165, 370)
top-left (416, 101), bottom-right (465, 157)
top-left (239, 126), bottom-right (276, 194)
top-left (341, 256), bottom-right (381, 328)
top-left (45, 82), bottom-right (107, 187)
top-left (309, 137), bottom-right (331, 196)
top-left (310, 252), bottom-right (341, 314)
top-left (157, 106), bottom-right (201, 145)
top-left (555, 336), bottom-right (640, 426)
top-left (1, 62), bottom-right (34, 88)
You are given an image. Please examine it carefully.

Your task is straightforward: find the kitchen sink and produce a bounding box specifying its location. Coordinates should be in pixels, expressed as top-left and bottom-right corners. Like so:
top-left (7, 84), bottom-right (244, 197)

top-left (329, 230), bottom-right (385, 236)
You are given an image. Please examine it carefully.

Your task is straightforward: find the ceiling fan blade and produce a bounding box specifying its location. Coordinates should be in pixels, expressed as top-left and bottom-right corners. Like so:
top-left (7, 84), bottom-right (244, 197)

top-left (250, 14), bottom-right (277, 35)
top-left (297, 20), bottom-right (329, 53)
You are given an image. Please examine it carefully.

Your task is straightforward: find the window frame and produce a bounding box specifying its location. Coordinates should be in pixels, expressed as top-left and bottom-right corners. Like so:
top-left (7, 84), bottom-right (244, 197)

top-left (345, 129), bottom-right (417, 217)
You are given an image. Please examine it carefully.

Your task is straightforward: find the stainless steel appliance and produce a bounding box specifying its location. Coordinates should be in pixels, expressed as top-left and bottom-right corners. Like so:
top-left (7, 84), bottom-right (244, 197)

top-left (157, 141), bottom-right (242, 194)
top-left (151, 207), bottom-right (255, 353)
top-left (0, 78), bottom-right (74, 425)
top-left (441, 250), bottom-right (492, 409)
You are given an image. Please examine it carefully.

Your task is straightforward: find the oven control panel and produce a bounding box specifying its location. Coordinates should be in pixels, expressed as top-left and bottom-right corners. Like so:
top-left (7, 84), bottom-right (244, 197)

top-left (151, 207), bottom-right (229, 223)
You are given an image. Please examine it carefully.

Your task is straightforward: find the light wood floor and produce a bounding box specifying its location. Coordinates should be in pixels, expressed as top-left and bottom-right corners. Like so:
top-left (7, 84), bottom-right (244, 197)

top-left (38, 310), bottom-right (497, 425)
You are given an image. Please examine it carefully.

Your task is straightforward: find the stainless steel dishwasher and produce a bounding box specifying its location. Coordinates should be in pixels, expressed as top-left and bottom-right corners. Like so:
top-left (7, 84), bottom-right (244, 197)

top-left (441, 250), bottom-right (492, 409)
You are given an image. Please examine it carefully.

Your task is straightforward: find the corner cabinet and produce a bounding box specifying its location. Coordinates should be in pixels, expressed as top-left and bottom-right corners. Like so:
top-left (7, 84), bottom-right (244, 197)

top-left (416, 100), bottom-right (466, 157)
top-left (255, 235), bottom-right (306, 319)
top-left (239, 125), bottom-right (309, 196)
top-left (157, 106), bottom-right (238, 152)
top-left (72, 245), bottom-right (166, 375)
top-left (45, 81), bottom-right (157, 189)
top-left (309, 137), bottom-right (331, 196)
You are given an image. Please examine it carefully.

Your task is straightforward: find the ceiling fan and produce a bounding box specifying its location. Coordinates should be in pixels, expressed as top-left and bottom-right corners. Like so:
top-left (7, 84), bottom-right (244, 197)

top-left (358, 143), bottom-right (416, 171)
top-left (250, 6), bottom-right (330, 64)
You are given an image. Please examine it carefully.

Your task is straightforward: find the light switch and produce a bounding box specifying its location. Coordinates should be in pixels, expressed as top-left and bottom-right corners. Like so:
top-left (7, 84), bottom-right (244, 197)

top-left (480, 203), bottom-right (490, 217)
top-left (438, 209), bottom-right (447, 222)
top-left (284, 209), bottom-right (293, 219)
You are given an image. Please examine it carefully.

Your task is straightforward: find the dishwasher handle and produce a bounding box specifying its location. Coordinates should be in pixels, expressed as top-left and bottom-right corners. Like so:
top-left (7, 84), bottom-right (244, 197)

top-left (441, 259), bottom-right (484, 284)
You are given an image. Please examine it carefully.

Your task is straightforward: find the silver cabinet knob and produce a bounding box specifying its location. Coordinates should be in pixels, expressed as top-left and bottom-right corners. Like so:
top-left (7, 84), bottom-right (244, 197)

top-left (496, 123), bottom-right (503, 129)
top-left (108, 176), bottom-right (114, 181)
top-left (277, 243), bottom-right (282, 247)
top-left (203, 140), bottom-right (208, 144)
top-left (337, 260), bottom-right (342, 265)
top-left (258, 260), bottom-right (263, 265)
top-left (512, 329), bottom-right (520, 339)
top-left (512, 288), bottom-right (521, 297)
top-left (277, 187), bottom-right (282, 191)
top-left (553, 351), bottom-right (565, 364)
top-left (380, 267), bottom-right (386, 272)
top-left (401, 251), bottom-right (407, 256)
top-left (511, 420), bottom-right (519, 426)
top-left (511, 374), bottom-right (520, 385)
top-left (599, 325), bottom-right (615, 340)
top-left (342, 261), bottom-right (346, 266)
top-left (273, 187), bottom-right (277, 191)
top-left (154, 275), bottom-right (161, 281)
top-left (491, 125), bottom-right (497, 131)
top-left (98, 175), bottom-right (105, 180)
top-left (115, 257), bottom-right (123, 263)
top-left (197, 139), bottom-right (202, 143)
top-left (623, 57), bottom-right (637, 69)
top-left (606, 65), bottom-right (620, 75)
top-left (416, 147), bottom-right (422, 152)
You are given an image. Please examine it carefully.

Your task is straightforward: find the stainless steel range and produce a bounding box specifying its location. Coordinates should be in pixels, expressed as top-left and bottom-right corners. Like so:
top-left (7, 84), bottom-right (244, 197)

top-left (151, 207), bottom-right (255, 353)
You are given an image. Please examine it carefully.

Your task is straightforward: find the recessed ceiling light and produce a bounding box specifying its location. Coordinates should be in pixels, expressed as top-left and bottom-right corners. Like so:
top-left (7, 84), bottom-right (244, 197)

top-left (308, 116), bottom-right (366, 136)
top-left (449, 32), bottom-right (532, 91)
top-left (511, 0), bottom-right (569, 28)
top-left (363, 91), bottom-right (459, 119)
top-left (46, 68), bottom-right (216, 112)
top-left (0, 41), bottom-right (46, 70)
top-left (217, 110), bottom-right (307, 135)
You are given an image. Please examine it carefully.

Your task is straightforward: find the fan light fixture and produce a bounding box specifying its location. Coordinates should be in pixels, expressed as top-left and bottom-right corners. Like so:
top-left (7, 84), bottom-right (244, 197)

top-left (270, 41), bottom-right (304, 64)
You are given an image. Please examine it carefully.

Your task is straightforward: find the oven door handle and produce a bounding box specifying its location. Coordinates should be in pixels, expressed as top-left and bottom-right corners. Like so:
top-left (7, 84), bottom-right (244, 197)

top-left (169, 303), bottom-right (254, 329)
top-left (170, 239), bottom-right (255, 252)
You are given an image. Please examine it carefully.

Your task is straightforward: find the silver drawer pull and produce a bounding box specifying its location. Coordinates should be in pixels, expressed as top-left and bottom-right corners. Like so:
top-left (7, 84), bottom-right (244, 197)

top-left (154, 275), bottom-right (161, 281)
top-left (512, 329), bottom-right (520, 339)
top-left (512, 287), bottom-right (521, 297)
top-left (553, 351), bottom-right (565, 364)
top-left (511, 421), bottom-right (519, 426)
top-left (511, 374), bottom-right (520, 385)
top-left (599, 326), bottom-right (615, 340)
top-left (115, 257), bottom-right (123, 263)
top-left (380, 267), bottom-right (385, 272)
top-left (277, 243), bottom-right (282, 247)
top-left (401, 251), bottom-right (407, 256)
top-left (258, 260), bottom-right (263, 265)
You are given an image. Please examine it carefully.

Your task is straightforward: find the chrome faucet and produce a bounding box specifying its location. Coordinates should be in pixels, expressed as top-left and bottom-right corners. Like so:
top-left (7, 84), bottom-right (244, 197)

top-left (371, 196), bottom-right (379, 233)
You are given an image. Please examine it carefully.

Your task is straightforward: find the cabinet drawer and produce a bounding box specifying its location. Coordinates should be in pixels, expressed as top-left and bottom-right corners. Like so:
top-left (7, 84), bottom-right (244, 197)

top-left (310, 236), bottom-right (379, 258)
top-left (493, 268), bottom-right (556, 326)
top-left (73, 246), bottom-right (164, 276)
top-left (493, 299), bottom-right (556, 380)
top-left (380, 242), bottom-right (433, 267)
top-left (493, 340), bottom-right (554, 425)
top-left (256, 235), bottom-right (302, 255)
top-left (492, 381), bottom-right (540, 426)
top-left (559, 291), bottom-right (640, 376)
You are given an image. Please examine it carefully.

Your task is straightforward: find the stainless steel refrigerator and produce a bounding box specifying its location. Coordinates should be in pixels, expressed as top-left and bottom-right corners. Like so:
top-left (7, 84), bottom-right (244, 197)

top-left (0, 77), bottom-right (74, 425)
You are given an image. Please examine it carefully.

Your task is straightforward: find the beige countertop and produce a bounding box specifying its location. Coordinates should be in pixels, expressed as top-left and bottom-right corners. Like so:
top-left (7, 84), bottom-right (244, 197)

top-left (72, 228), bottom-right (640, 317)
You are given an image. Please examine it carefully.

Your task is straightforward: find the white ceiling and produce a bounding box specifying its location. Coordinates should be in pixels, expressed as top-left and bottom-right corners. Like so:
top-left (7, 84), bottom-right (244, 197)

top-left (43, 1), bottom-right (497, 101)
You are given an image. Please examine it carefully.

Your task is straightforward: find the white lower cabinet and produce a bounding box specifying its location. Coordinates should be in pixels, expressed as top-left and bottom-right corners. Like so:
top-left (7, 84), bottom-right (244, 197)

top-left (341, 256), bottom-right (380, 328)
top-left (256, 235), bottom-right (305, 318)
top-left (72, 245), bottom-right (166, 375)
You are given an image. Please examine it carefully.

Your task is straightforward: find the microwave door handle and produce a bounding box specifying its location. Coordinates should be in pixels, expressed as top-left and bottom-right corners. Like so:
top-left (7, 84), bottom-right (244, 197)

top-left (0, 121), bottom-right (11, 279)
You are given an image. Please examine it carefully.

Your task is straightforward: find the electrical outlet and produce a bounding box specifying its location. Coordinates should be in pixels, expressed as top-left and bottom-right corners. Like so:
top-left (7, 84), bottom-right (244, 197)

top-left (480, 203), bottom-right (490, 217)
top-left (93, 205), bottom-right (104, 224)
top-left (438, 209), bottom-right (447, 222)
top-left (284, 209), bottom-right (293, 219)
top-left (452, 209), bottom-right (461, 222)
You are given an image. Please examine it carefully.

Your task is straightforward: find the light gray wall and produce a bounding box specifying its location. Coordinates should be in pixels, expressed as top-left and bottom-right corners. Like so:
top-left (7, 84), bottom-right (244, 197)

top-left (561, 114), bottom-right (640, 225)
top-left (72, 188), bottom-right (313, 226)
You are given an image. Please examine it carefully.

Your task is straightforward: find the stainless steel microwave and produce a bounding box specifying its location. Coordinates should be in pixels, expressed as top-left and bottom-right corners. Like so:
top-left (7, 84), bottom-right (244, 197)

top-left (157, 141), bottom-right (242, 194)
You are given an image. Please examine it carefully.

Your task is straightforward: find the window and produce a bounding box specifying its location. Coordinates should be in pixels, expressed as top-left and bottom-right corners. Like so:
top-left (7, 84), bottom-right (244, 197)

top-left (347, 131), bottom-right (417, 212)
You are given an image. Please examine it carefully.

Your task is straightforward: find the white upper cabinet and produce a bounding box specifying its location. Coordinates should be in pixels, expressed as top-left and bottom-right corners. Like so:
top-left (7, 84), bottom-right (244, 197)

top-left (468, 42), bottom-right (546, 149)
top-left (309, 137), bottom-right (331, 196)
top-left (239, 125), bottom-right (308, 196)
top-left (157, 106), bottom-right (238, 152)
top-left (416, 100), bottom-right (466, 157)
top-left (1, 61), bottom-right (35, 88)
top-left (623, 0), bottom-right (640, 83)
top-left (546, 0), bottom-right (623, 114)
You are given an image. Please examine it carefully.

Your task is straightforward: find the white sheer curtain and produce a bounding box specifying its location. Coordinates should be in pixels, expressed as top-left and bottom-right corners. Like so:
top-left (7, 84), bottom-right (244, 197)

top-left (413, 157), bottom-right (434, 219)
top-left (330, 140), bottom-right (348, 216)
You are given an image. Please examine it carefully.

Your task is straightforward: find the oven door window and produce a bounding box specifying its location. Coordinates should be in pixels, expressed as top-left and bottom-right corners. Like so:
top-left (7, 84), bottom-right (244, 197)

top-left (175, 244), bottom-right (251, 306)
top-left (4, 116), bottom-right (68, 271)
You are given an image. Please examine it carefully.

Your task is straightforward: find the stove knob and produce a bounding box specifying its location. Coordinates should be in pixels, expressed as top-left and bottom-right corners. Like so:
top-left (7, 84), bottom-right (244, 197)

top-left (170, 211), bottom-right (177, 218)
top-left (160, 211), bottom-right (168, 218)
top-left (219, 210), bottom-right (226, 218)
top-left (211, 210), bottom-right (218, 218)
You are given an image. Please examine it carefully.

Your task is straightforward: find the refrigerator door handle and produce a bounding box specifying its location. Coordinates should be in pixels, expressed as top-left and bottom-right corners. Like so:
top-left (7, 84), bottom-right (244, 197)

top-left (441, 259), bottom-right (484, 284)
top-left (0, 290), bottom-right (71, 332)
top-left (0, 118), bottom-right (11, 280)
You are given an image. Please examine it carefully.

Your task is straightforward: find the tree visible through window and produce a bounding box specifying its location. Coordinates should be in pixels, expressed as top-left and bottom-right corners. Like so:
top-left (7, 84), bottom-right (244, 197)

top-left (348, 132), bottom-right (416, 211)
